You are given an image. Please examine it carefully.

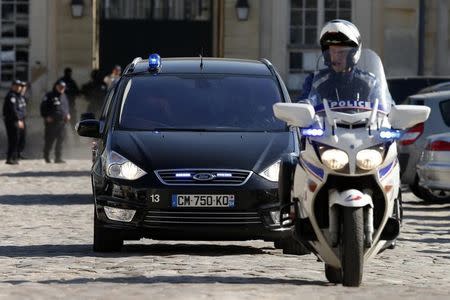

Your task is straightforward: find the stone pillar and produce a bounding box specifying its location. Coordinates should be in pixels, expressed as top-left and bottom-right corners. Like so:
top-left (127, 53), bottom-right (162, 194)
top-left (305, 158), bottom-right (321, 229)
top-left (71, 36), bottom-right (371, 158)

top-left (259, 0), bottom-right (289, 80)
top-left (435, 0), bottom-right (449, 75)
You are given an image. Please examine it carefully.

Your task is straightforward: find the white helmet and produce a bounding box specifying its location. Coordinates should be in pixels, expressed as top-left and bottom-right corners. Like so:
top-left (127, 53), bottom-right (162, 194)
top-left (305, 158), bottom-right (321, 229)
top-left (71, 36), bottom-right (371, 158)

top-left (319, 19), bottom-right (362, 67)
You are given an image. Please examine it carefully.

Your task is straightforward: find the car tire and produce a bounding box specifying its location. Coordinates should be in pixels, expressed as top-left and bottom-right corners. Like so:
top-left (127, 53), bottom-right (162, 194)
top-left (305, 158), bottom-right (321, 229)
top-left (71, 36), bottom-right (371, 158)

top-left (409, 175), bottom-right (426, 199)
top-left (411, 174), bottom-right (450, 203)
top-left (274, 238), bottom-right (311, 255)
top-left (420, 188), bottom-right (450, 203)
top-left (93, 209), bottom-right (124, 252)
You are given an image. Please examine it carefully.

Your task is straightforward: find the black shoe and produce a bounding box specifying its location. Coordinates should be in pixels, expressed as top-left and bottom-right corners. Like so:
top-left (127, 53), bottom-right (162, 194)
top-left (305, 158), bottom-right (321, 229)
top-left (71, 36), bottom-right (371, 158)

top-left (6, 160), bottom-right (19, 165)
top-left (54, 159), bottom-right (66, 164)
top-left (44, 157), bottom-right (51, 163)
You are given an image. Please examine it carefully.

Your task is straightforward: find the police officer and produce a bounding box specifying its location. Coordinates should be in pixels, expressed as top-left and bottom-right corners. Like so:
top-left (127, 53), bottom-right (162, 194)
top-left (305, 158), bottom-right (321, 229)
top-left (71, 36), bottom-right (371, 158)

top-left (3, 80), bottom-right (24, 164)
top-left (58, 67), bottom-right (80, 130)
top-left (297, 19), bottom-right (378, 103)
top-left (40, 80), bottom-right (71, 163)
top-left (17, 80), bottom-right (28, 159)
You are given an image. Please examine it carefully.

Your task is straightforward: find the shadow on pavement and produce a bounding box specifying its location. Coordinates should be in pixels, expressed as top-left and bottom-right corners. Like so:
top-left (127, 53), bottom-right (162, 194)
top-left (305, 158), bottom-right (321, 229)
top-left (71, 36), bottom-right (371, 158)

top-left (0, 171), bottom-right (90, 177)
top-left (398, 237), bottom-right (450, 244)
top-left (0, 194), bottom-right (92, 205)
top-left (121, 243), bottom-right (268, 256)
top-left (0, 243), bottom-right (271, 258)
top-left (403, 215), bottom-right (450, 222)
top-left (404, 204), bottom-right (450, 211)
top-left (403, 199), bottom-right (450, 206)
top-left (3, 275), bottom-right (326, 286)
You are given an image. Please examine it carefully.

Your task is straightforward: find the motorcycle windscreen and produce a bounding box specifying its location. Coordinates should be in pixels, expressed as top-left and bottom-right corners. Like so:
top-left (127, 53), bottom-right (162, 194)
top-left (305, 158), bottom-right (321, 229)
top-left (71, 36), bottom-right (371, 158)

top-left (307, 48), bottom-right (392, 117)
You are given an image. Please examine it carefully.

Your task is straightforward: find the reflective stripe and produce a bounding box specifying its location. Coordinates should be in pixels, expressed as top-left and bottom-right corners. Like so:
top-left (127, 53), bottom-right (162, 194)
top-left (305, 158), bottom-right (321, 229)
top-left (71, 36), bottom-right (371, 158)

top-left (312, 73), bottom-right (330, 89)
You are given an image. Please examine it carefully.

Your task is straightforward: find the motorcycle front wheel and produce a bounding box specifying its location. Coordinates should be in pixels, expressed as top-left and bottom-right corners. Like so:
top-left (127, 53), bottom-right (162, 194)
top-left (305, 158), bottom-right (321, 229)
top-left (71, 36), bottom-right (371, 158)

top-left (341, 207), bottom-right (364, 287)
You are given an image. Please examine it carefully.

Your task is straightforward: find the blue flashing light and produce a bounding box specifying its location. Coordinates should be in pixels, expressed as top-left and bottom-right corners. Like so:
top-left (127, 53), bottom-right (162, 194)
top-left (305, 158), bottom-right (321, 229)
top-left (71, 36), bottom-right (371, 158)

top-left (301, 128), bottom-right (324, 137)
top-left (148, 53), bottom-right (161, 71)
top-left (380, 130), bottom-right (402, 140)
top-left (175, 173), bottom-right (191, 178)
top-left (216, 173), bottom-right (232, 178)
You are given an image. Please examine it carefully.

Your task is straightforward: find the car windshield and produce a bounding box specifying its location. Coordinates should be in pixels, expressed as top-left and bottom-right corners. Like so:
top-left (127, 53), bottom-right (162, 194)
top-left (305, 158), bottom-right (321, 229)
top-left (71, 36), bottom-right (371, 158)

top-left (118, 74), bottom-right (286, 132)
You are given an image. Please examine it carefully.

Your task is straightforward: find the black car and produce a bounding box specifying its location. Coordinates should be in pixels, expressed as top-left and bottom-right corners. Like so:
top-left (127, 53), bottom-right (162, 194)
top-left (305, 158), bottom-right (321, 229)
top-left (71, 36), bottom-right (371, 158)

top-left (77, 55), bottom-right (305, 253)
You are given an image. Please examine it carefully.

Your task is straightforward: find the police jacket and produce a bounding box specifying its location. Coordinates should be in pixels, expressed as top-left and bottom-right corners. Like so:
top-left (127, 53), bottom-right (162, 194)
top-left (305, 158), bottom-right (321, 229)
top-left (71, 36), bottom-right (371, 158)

top-left (17, 95), bottom-right (27, 120)
top-left (296, 68), bottom-right (378, 103)
top-left (2, 91), bottom-right (22, 122)
top-left (40, 90), bottom-right (70, 121)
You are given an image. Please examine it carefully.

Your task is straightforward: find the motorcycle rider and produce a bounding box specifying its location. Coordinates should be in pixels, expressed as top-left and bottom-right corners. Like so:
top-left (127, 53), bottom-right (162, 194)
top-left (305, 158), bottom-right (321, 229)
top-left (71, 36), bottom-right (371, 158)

top-left (297, 19), bottom-right (380, 106)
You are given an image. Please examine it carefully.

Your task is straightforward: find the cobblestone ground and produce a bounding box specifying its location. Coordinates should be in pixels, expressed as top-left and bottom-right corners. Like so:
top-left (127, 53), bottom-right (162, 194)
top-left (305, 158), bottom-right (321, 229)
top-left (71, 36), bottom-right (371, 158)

top-left (0, 160), bottom-right (449, 299)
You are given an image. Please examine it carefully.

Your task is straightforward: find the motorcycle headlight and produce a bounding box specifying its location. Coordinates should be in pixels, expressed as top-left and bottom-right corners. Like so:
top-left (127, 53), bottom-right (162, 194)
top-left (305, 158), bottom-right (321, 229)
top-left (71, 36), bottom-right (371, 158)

top-left (356, 149), bottom-right (383, 170)
top-left (259, 160), bottom-right (280, 182)
top-left (321, 149), bottom-right (349, 170)
top-left (106, 151), bottom-right (147, 180)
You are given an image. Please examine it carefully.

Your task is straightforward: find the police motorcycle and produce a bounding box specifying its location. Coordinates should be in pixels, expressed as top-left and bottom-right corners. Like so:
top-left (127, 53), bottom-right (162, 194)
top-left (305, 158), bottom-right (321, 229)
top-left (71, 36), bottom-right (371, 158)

top-left (273, 49), bottom-right (430, 287)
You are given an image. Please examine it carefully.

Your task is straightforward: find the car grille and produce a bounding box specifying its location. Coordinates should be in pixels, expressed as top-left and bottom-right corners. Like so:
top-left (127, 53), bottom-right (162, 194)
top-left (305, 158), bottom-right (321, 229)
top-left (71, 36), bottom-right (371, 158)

top-left (154, 169), bottom-right (252, 186)
top-left (143, 210), bottom-right (262, 225)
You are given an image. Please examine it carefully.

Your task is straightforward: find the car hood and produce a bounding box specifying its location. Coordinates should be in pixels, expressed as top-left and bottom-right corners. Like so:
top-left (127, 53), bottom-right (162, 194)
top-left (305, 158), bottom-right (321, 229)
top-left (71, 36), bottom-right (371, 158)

top-left (110, 131), bottom-right (294, 172)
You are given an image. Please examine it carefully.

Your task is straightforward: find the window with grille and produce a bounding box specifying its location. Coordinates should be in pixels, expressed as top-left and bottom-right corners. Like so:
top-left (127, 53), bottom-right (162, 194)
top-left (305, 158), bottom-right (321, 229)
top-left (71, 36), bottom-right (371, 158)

top-left (0, 0), bottom-right (29, 88)
top-left (288, 0), bottom-right (351, 91)
top-left (103, 0), bottom-right (211, 21)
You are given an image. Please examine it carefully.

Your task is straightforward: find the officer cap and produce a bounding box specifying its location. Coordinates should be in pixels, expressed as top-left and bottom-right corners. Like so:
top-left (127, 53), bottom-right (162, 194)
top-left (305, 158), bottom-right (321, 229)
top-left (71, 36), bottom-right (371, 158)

top-left (56, 80), bottom-right (67, 87)
top-left (12, 79), bottom-right (22, 86)
top-left (19, 80), bottom-right (27, 86)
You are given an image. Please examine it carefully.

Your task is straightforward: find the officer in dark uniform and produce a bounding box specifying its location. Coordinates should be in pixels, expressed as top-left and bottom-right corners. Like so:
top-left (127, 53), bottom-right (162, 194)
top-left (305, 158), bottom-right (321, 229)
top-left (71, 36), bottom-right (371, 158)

top-left (17, 80), bottom-right (28, 159)
top-left (297, 20), bottom-right (378, 104)
top-left (58, 67), bottom-right (80, 129)
top-left (2, 80), bottom-right (24, 164)
top-left (40, 80), bottom-right (71, 163)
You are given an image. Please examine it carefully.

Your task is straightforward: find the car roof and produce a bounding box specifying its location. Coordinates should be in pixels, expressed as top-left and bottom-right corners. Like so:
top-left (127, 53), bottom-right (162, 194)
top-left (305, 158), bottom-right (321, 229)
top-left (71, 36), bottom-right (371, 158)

top-left (409, 90), bottom-right (450, 100)
top-left (127, 57), bottom-right (273, 76)
top-left (418, 81), bottom-right (450, 94)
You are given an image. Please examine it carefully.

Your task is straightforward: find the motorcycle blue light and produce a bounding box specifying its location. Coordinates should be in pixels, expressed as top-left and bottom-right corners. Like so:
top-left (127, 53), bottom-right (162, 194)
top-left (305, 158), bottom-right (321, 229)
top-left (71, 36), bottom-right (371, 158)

top-left (380, 130), bottom-right (402, 139)
top-left (148, 53), bottom-right (161, 71)
top-left (301, 128), bottom-right (324, 137)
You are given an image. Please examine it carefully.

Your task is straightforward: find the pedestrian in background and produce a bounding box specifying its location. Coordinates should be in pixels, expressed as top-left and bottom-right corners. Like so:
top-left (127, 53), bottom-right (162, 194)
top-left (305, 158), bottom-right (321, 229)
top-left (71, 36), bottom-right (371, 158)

top-left (81, 69), bottom-right (107, 118)
top-left (2, 80), bottom-right (24, 165)
top-left (103, 65), bottom-right (121, 89)
top-left (58, 67), bottom-right (80, 129)
top-left (17, 80), bottom-right (28, 160)
top-left (40, 80), bottom-right (71, 163)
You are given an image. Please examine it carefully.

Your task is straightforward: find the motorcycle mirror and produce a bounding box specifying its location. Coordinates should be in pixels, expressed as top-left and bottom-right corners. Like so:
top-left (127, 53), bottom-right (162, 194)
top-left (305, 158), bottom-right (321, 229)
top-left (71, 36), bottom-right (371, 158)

top-left (273, 103), bottom-right (315, 128)
top-left (388, 105), bottom-right (430, 130)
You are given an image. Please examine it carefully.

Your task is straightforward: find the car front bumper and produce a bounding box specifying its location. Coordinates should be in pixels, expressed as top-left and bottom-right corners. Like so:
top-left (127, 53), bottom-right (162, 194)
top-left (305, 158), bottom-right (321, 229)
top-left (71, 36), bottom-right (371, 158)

top-left (417, 162), bottom-right (450, 191)
top-left (94, 185), bottom-right (293, 241)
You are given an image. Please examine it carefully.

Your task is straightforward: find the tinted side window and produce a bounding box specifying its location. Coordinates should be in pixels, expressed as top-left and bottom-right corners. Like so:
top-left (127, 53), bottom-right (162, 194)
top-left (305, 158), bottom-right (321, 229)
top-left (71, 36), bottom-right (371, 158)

top-left (439, 100), bottom-right (450, 127)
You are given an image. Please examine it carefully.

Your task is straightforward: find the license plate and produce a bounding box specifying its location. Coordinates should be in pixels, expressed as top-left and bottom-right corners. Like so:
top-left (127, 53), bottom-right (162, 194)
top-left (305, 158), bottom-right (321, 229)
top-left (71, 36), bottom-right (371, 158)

top-left (172, 194), bottom-right (235, 208)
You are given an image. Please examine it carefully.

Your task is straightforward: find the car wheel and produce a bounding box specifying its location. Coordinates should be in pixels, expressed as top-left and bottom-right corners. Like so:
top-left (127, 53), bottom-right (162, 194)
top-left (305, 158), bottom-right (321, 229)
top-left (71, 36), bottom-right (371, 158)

top-left (409, 175), bottom-right (426, 199)
top-left (93, 209), bottom-right (124, 252)
top-left (421, 188), bottom-right (450, 203)
top-left (275, 238), bottom-right (310, 255)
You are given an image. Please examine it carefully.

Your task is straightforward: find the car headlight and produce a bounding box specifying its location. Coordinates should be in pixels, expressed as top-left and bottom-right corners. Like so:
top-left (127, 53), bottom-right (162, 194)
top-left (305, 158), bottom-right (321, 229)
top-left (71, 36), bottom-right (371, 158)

top-left (356, 149), bottom-right (383, 170)
top-left (321, 149), bottom-right (349, 170)
top-left (106, 151), bottom-right (147, 180)
top-left (259, 160), bottom-right (280, 182)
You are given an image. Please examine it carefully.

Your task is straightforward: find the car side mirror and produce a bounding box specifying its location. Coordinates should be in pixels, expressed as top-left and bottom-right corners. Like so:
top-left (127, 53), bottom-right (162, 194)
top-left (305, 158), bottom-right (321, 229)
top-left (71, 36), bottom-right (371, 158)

top-left (388, 105), bottom-right (430, 129)
top-left (76, 119), bottom-right (100, 138)
top-left (273, 103), bottom-right (315, 128)
top-left (80, 112), bottom-right (96, 121)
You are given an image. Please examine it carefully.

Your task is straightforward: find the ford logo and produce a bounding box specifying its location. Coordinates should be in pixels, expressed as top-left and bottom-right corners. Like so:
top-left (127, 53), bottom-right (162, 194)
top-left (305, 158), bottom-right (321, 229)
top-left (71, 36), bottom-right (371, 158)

top-left (193, 173), bottom-right (215, 181)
